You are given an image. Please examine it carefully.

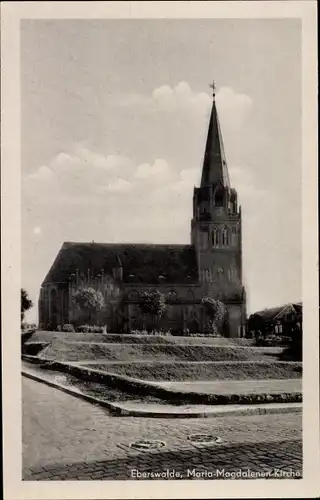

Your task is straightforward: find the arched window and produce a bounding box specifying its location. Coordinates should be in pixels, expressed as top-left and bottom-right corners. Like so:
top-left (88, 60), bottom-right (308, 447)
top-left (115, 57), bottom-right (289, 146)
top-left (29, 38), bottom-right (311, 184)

top-left (201, 230), bottom-right (208, 250)
top-left (230, 267), bottom-right (237, 280)
top-left (221, 226), bottom-right (229, 246)
top-left (231, 227), bottom-right (237, 246)
top-left (212, 228), bottom-right (217, 246)
top-left (187, 290), bottom-right (194, 301)
top-left (212, 227), bottom-right (221, 246)
top-left (215, 188), bottom-right (224, 207)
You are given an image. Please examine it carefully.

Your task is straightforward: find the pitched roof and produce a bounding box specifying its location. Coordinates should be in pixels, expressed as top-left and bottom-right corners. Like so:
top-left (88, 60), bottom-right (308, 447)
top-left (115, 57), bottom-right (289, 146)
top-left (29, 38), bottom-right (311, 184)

top-left (253, 303), bottom-right (301, 321)
top-left (42, 242), bottom-right (199, 286)
top-left (200, 97), bottom-right (231, 189)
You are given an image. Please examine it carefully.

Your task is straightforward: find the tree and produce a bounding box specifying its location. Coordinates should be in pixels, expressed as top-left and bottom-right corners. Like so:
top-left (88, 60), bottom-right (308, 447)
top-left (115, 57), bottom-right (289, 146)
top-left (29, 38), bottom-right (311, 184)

top-left (247, 313), bottom-right (267, 340)
top-left (280, 322), bottom-right (302, 361)
top-left (72, 287), bottom-right (105, 324)
top-left (201, 297), bottom-right (225, 336)
top-left (138, 290), bottom-right (166, 330)
top-left (21, 288), bottom-right (33, 326)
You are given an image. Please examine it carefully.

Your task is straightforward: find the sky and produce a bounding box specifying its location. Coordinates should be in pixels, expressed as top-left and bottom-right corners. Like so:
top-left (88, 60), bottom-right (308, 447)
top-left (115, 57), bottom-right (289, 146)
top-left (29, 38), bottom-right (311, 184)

top-left (21, 19), bottom-right (302, 321)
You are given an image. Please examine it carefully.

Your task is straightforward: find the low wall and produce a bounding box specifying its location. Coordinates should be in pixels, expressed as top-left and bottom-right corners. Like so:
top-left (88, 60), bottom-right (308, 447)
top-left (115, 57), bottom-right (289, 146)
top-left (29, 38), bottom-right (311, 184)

top-left (22, 356), bottom-right (302, 406)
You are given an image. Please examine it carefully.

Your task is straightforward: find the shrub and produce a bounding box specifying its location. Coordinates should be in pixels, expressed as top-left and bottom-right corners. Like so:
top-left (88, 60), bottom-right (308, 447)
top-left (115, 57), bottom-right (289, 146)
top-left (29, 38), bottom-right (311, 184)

top-left (91, 326), bottom-right (104, 333)
top-left (62, 324), bottom-right (75, 332)
top-left (256, 334), bottom-right (290, 347)
top-left (77, 324), bottom-right (90, 333)
top-left (279, 330), bottom-right (302, 361)
top-left (171, 328), bottom-right (184, 336)
top-left (72, 287), bottom-right (105, 323)
top-left (201, 297), bottom-right (225, 336)
top-left (138, 290), bottom-right (167, 329)
top-left (76, 324), bottom-right (104, 333)
top-left (129, 328), bottom-right (172, 336)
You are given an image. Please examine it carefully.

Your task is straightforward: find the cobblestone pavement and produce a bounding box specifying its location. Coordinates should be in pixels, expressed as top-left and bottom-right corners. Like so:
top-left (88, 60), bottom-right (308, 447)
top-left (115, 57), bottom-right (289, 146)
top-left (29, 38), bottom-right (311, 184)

top-left (22, 377), bottom-right (302, 481)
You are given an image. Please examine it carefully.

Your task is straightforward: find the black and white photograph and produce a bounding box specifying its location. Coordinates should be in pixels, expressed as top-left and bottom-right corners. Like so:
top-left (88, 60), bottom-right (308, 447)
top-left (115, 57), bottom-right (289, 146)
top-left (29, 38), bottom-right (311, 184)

top-left (1, 2), bottom-right (319, 499)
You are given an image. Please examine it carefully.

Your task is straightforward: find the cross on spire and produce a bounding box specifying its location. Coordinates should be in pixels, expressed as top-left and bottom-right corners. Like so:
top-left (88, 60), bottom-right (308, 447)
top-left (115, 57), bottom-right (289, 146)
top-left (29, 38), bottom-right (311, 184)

top-left (209, 80), bottom-right (216, 98)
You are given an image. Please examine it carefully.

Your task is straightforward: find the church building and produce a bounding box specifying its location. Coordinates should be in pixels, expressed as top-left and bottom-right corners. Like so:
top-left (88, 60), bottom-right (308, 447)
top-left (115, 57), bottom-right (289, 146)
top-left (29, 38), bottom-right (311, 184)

top-left (38, 83), bottom-right (247, 336)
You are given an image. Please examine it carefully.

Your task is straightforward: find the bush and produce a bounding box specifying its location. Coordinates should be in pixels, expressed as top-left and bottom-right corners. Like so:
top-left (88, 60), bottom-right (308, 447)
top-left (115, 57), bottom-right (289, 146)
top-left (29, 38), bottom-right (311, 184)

top-left (76, 324), bottom-right (104, 333)
top-left (91, 326), bottom-right (104, 333)
top-left (129, 328), bottom-right (172, 336)
top-left (279, 331), bottom-right (302, 361)
top-left (62, 324), bottom-right (75, 332)
top-left (201, 297), bottom-right (225, 336)
top-left (76, 324), bottom-right (90, 333)
top-left (256, 334), bottom-right (291, 347)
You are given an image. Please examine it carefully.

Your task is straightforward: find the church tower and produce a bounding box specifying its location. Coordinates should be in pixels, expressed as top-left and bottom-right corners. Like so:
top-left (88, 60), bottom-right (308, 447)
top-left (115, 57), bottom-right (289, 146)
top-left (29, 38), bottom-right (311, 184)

top-left (191, 82), bottom-right (246, 337)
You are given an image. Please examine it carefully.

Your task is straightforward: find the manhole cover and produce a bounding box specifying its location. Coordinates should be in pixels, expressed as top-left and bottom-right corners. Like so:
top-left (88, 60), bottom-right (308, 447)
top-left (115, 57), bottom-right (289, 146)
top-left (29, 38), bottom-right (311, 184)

top-left (130, 439), bottom-right (166, 451)
top-left (187, 434), bottom-right (222, 446)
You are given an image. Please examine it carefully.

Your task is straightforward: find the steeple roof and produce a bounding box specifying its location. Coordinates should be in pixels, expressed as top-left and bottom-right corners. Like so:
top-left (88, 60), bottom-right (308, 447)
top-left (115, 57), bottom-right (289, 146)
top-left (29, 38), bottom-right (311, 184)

top-left (200, 83), bottom-right (231, 189)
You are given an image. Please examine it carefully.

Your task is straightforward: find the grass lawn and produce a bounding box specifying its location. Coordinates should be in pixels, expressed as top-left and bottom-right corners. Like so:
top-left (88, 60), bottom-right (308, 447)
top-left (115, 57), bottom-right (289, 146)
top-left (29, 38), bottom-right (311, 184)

top-left (31, 331), bottom-right (256, 346)
top-left (38, 340), bottom-right (281, 363)
top-left (86, 361), bottom-right (302, 381)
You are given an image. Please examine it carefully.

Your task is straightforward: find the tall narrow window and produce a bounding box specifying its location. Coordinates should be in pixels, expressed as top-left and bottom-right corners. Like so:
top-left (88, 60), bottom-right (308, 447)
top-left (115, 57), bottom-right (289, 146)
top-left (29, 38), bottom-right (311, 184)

top-left (187, 290), bottom-right (194, 301)
top-left (232, 227), bottom-right (237, 246)
top-left (221, 226), bottom-right (229, 246)
top-left (215, 188), bottom-right (224, 207)
top-left (212, 227), bottom-right (218, 246)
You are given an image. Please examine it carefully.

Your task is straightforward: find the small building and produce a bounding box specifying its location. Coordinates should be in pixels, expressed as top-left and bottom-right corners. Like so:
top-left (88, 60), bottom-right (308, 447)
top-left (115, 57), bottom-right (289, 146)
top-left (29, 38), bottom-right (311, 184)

top-left (38, 82), bottom-right (247, 336)
top-left (247, 302), bottom-right (302, 337)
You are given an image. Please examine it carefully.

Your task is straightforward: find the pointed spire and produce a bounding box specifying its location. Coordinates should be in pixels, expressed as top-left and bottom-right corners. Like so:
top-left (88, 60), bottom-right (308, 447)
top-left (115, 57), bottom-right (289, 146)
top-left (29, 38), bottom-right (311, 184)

top-left (200, 81), bottom-right (230, 188)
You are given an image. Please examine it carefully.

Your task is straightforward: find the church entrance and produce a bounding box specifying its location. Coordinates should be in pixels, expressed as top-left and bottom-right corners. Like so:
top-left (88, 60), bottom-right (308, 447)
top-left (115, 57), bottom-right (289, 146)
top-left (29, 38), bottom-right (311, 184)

top-left (187, 319), bottom-right (199, 334)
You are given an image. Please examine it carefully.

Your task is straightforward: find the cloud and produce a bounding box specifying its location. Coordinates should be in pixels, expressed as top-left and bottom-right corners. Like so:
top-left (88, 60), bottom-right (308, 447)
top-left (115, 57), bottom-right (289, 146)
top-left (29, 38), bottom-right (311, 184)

top-left (216, 87), bottom-right (253, 131)
top-left (29, 165), bottom-right (54, 182)
top-left (229, 165), bottom-right (265, 199)
top-left (102, 178), bottom-right (133, 193)
top-left (120, 81), bottom-right (210, 115)
top-left (119, 81), bottom-right (253, 129)
top-left (24, 143), bottom-right (264, 224)
top-left (134, 159), bottom-right (174, 183)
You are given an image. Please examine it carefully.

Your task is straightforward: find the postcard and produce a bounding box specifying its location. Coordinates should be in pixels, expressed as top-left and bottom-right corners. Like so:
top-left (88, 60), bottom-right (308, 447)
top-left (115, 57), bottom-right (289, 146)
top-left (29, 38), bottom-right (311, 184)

top-left (1, 1), bottom-right (319, 499)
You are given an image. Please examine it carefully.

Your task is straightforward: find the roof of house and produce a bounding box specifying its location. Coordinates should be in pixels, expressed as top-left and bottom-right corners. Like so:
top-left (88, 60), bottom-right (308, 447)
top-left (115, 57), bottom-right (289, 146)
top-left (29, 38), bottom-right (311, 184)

top-left (253, 302), bottom-right (302, 321)
top-left (42, 242), bottom-right (199, 286)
